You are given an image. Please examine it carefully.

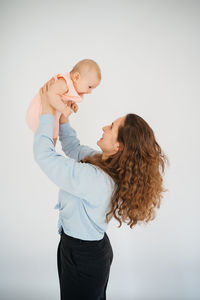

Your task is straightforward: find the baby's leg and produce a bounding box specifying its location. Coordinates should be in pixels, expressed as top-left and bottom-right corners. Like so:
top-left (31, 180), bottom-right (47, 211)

top-left (26, 92), bottom-right (41, 132)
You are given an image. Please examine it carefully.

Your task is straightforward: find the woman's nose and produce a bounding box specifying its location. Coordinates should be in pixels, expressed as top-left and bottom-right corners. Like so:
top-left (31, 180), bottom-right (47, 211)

top-left (102, 125), bottom-right (109, 131)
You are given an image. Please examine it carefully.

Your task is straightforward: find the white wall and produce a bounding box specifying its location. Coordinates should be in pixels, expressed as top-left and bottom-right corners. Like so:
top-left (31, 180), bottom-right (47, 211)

top-left (0, 0), bottom-right (200, 299)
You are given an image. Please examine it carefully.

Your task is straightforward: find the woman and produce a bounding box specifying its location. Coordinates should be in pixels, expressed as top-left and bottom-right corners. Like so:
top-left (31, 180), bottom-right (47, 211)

top-left (33, 78), bottom-right (167, 300)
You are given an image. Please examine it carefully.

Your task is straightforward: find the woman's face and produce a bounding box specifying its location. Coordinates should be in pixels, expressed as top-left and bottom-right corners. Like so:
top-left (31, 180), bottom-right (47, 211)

top-left (97, 116), bottom-right (125, 160)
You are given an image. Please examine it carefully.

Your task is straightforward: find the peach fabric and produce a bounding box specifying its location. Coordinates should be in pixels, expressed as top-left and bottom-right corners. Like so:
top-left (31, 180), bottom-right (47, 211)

top-left (26, 73), bottom-right (84, 138)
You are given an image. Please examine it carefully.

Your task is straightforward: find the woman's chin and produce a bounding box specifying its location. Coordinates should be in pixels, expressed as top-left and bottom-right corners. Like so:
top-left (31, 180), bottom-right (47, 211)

top-left (97, 139), bottom-right (103, 148)
top-left (97, 138), bottom-right (103, 144)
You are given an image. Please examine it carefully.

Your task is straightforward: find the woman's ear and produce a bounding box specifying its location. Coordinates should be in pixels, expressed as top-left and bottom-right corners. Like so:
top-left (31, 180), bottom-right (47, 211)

top-left (118, 143), bottom-right (124, 152)
top-left (114, 142), bottom-right (124, 153)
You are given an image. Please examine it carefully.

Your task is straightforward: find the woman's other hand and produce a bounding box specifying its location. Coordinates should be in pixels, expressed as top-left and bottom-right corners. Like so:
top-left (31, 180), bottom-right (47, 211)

top-left (40, 77), bottom-right (56, 115)
top-left (59, 101), bottom-right (79, 124)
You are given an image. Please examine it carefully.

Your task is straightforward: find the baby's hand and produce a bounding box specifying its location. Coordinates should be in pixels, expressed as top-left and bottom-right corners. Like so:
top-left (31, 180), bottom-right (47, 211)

top-left (67, 100), bottom-right (79, 113)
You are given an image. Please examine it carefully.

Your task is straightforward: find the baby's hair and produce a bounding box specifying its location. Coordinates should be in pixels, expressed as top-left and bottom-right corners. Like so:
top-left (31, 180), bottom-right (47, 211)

top-left (71, 59), bottom-right (101, 80)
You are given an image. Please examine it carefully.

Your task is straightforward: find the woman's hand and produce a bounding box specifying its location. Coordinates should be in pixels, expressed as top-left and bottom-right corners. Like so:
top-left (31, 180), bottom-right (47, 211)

top-left (40, 77), bottom-right (78, 121)
top-left (40, 77), bottom-right (74, 118)
top-left (40, 77), bottom-right (56, 115)
top-left (59, 101), bottom-right (79, 124)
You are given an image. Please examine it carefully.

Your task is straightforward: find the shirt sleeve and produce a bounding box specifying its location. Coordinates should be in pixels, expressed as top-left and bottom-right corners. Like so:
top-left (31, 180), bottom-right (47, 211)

top-left (59, 121), bottom-right (101, 161)
top-left (33, 114), bottom-right (107, 205)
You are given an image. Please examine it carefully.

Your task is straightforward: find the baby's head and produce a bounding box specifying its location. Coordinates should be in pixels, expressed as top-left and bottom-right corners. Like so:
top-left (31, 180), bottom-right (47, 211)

top-left (70, 59), bottom-right (101, 95)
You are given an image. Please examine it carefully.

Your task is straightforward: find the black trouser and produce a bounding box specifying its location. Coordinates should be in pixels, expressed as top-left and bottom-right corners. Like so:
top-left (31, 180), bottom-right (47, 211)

top-left (57, 229), bottom-right (113, 300)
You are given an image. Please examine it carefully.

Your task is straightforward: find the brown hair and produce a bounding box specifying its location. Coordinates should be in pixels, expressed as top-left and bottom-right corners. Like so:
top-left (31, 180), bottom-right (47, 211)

top-left (80, 114), bottom-right (168, 228)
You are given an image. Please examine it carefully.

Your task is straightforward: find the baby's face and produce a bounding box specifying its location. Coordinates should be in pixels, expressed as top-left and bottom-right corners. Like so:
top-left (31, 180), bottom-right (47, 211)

top-left (73, 72), bottom-right (100, 95)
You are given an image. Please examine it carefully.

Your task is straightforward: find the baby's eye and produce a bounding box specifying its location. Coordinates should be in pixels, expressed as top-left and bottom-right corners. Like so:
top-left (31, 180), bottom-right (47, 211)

top-left (88, 86), bottom-right (92, 89)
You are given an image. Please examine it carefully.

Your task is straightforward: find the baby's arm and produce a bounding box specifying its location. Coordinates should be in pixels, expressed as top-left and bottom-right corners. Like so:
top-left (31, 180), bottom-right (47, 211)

top-left (47, 78), bottom-right (70, 117)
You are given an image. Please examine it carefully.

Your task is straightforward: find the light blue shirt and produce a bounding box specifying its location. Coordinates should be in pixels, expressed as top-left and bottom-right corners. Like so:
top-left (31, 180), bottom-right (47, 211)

top-left (33, 114), bottom-right (115, 241)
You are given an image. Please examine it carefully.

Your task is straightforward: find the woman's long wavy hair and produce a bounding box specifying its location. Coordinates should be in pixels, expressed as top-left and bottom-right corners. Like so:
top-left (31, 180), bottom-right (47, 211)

top-left (80, 114), bottom-right (168, 228)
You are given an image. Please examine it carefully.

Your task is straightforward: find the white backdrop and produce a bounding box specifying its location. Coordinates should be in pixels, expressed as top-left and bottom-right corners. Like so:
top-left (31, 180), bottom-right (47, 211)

top-left (0, 1), bottom-right (200, 299)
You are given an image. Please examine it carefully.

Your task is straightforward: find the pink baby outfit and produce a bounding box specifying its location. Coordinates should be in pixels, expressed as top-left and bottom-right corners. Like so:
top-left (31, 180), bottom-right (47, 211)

top-left (26, 73), bottom-right (84, 138)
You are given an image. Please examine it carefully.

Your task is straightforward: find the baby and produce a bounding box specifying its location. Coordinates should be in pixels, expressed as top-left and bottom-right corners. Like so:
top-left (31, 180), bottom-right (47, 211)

top-left (26, 59), bottom-right (101, 145)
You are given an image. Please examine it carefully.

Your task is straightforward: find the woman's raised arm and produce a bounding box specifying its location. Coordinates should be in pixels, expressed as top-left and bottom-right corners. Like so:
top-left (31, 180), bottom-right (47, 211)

top-left (59, 121), bottom-right (100, 161)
